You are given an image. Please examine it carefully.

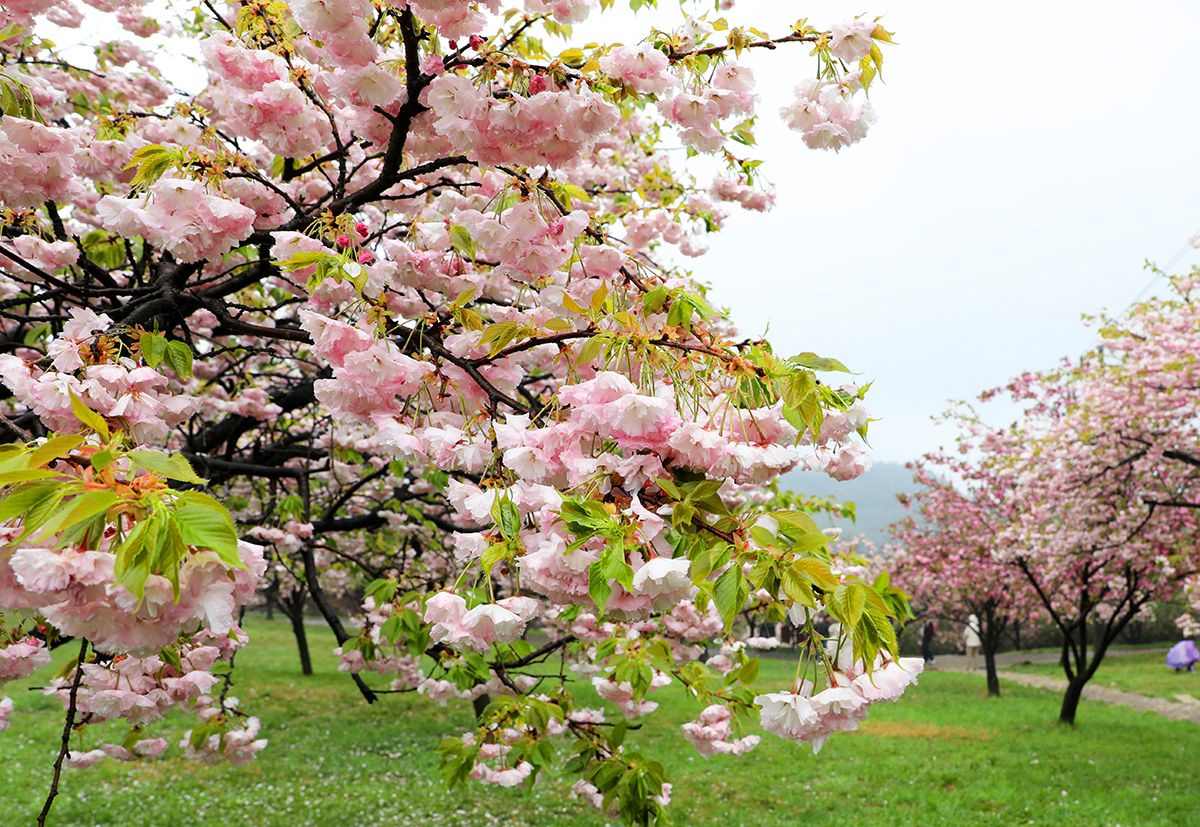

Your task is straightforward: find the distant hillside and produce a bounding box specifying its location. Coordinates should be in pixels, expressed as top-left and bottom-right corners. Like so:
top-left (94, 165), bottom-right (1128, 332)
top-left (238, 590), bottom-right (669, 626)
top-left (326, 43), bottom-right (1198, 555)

top-left (779, 461), bottom-right (918, 546)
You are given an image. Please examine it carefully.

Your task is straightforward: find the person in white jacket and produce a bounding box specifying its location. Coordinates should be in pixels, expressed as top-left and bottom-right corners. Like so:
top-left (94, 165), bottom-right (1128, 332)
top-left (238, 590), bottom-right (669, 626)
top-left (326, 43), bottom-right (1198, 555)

top-left (964, 614), bottom-right (982, 671)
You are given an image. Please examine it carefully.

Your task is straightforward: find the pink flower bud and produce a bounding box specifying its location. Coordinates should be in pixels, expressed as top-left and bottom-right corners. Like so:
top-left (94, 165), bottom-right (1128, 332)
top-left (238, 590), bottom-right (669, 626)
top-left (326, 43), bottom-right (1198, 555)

top-left (336, 234), bottom-right (351, 248)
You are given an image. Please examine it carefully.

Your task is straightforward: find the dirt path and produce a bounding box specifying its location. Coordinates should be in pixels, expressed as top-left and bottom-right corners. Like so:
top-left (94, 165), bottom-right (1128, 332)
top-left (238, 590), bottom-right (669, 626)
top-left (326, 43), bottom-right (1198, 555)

top-left (928, 646), bottom-right (1154, 671)
top-left (932, 648), bottom-right (1200, 724)
top-left (991, 670), bottom-right (1200, 723)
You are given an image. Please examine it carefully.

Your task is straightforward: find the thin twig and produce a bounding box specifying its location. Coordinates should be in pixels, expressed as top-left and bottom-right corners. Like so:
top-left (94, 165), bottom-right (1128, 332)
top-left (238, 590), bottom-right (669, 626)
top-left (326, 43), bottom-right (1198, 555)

top-left (38, 637), bottom-right (89, 827)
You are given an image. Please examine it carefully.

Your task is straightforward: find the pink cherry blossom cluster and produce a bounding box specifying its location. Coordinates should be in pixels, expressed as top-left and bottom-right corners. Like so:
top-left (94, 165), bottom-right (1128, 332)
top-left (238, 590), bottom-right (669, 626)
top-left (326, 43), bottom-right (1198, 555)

top-left (299, 310), bottom-right (435, 420)
top-left (573, 779), bottom-right (672, 817)
top-left (452, 201), bottom-right (590, 281)
top-left (461, 731), bottom-right (535, 787)
top-left (200, 32), bottom-right (332, 158)
top-left (599, 44), bottom-right (675, 95)
top-left (65, 737), bottom-right (169, 769)
top-left (422, 591), bottom-right (540, 651)
top-left (0, 635), bottom-right (51, 684)
top-left (405, 0), bottom-right (500, 41)
top-left (425, 73), bottom-right (620, 167)
top-left (780, 74), bottom-right (877, 152)
top-left (681, 704), bottom-right (760, 757)
top-left (756, 656), bottom-right (922, 754)
top-left (592, 670), bottom-right (671, 718)
top-left (0, 235), bottom-right (79, 277)
top-left (710, 176), bottom-right (775, 212)
top-left (0, 117), bottom-right (77, 207)
top-left (0, 308), bottom-right (198, 444)
top-left (96, 178), bottom-right (256, 264)
top-left (524, 0), bottom-right (593, 25)
top-left (179, 696), bottom-right (268, 766)
top-left (657, 64), bottom-right (756, 152)
top-left (5, 539), bottom-right (265, 655)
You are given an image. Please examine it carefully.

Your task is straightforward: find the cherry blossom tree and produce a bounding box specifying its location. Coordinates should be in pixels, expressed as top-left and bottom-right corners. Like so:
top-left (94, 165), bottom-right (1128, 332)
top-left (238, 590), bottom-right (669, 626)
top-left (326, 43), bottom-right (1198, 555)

top-left (0, 1), bottom-right (918, 823)
top-left (949, 360), bottom-right (1197, 724)
top-left (1085, 268), bottom-right (1200, 634)
top-left (890, 456), bottom-right (1038, 697)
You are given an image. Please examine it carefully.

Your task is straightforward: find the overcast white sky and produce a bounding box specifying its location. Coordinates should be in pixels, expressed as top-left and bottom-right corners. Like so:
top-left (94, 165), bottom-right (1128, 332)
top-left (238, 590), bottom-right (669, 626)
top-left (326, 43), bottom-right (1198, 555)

top-left (58, 1), bottom-right (1200, 463)
top-left (591, 0), bottom-right (1200, 462)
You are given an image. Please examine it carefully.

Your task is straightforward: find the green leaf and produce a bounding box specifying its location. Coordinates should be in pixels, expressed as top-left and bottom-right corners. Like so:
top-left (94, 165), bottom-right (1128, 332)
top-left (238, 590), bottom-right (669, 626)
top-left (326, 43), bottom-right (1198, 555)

top-left (27, 434), bottom-right (84, 468)
top-left (575, 334), bottom-right (606, 367)
top-left (173, 491), bottom-right (243, 568)
top-left (642, 286), bottom-right (668, 315)
top-left (480, 322), bottom-right (526, 359)
top-left (140, 332), bottom-right (168, 369)
top-left (713, 564), bottom-right (748, 631)
top-left (588, 560), bottom-right (614, 615)
top-left (0, 469), bottom-right (61, 485)
top-left (449, 224), bottom-right (476, 260)
top-left (69, 391), bottom-right (109, 439)
top-left (788, 352), bottom-right (853, 373)
top-left (278, 250), bottom-right (332, 272)
top-left (164, 341), bottom-right (194, 378)
top-left (91, 449), bottom-right (115, 472)
top-left (113, 515), bottom-right (155, 598)
top-left (491, 496), bottom-right (522, 539)
top-left (832, 583), bottom-right (867, 627)
top-left (737, 656), bottom-right (760, 684)
top-left (794, 556), bottom-right (839, 590)
top-left (364, 578), bottom-right (399, 603)
top-left (480, 542), bottom-right (511, 577)
top-left (157, 512), bottom-right (189, 598)
top-left (0, 483), bottom-right (58, 524)
top-left (123, 144), bottom-right (180, 191)
top-left (778, 370), bottom-right (816, 408)
top-left (34, 488), bottom-right (116, 543)
top-left (128, 450), bottom-right (207, 484)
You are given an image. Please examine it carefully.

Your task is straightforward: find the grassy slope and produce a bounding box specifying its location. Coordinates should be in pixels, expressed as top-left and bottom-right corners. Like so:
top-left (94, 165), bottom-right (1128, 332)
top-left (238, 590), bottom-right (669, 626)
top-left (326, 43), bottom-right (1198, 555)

top-left (1008, 649), bottom-right (1200, 702)
top-left (2, 618), bottom-right (1197, 827)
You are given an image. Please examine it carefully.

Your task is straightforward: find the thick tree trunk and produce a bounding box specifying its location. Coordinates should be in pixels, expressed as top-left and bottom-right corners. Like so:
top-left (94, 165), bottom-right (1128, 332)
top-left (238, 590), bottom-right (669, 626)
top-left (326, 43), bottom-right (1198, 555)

top-left (1059, 677), bottom-right (1086, 725)
top-left (290, 608), bottom-right (313, 676)
top-left (979, 603), bottom-right (1004, 697)
top-left (983, 648), bottom-right (1001, 697)
top-left (263, 578), bottom-right (279, 620)
top-left (282, 589), bottom-right (313, 676)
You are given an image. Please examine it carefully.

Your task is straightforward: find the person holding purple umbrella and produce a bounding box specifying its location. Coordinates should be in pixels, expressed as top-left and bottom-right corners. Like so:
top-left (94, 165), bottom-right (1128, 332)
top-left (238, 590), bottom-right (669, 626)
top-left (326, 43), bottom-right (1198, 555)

top-left (1166, 638), bottom-right (1200, 673)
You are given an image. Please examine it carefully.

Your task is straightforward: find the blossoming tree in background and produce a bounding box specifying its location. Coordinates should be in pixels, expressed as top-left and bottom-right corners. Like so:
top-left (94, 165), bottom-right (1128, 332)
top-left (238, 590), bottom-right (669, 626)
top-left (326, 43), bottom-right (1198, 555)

top-left (1086, 268), bottom-right (1200, 637)
top-left (942, 327), bottom-right (1199, 722)
top-left (0, 1), bottom-right (920, 823)
top-left (890, 454), bottom-right (1037, 696)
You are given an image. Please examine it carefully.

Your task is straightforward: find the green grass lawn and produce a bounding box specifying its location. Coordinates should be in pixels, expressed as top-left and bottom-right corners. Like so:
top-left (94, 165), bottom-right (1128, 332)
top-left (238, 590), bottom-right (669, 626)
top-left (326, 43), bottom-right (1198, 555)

top-left (3, 617), bottom-right (1199, 826)
top-left (1007, 649), bottom-right (1200, 702)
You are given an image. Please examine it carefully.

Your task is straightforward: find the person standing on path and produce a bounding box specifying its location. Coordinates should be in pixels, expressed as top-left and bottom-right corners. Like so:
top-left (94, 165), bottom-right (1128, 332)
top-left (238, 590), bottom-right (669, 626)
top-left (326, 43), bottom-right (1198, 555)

top-left (921, 618), bottom-right (937, 664)
top-left (964, 613), bottom-right (982, 672)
